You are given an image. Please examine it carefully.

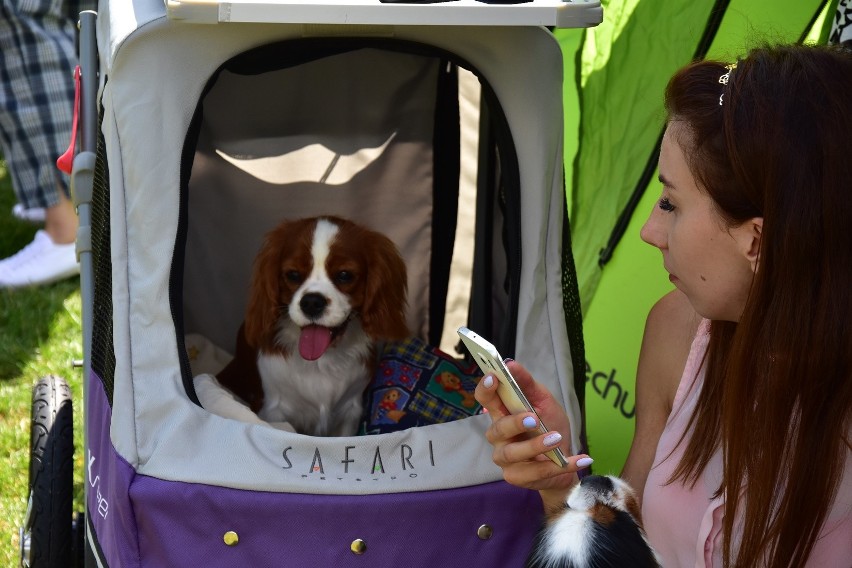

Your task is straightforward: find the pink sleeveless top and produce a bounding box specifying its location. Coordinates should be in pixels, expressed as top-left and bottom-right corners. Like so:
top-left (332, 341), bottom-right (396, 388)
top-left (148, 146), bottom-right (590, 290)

top-left (642, 320), bottom-right (852, 567)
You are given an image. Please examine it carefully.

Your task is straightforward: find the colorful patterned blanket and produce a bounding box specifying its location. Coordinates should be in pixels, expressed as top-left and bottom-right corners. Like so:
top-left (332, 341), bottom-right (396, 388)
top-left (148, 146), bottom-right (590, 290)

top-left (360, 336), bottom-right (484, 435)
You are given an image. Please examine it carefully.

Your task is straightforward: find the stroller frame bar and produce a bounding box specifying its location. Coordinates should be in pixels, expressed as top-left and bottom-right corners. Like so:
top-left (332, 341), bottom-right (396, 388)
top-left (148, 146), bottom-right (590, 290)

top-left (166, 0), bottom-right (604, 28)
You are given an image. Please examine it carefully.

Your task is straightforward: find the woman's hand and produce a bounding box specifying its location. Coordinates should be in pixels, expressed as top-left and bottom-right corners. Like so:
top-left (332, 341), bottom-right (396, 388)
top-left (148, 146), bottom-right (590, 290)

top-left (475, 360), bottom-right (593, 512)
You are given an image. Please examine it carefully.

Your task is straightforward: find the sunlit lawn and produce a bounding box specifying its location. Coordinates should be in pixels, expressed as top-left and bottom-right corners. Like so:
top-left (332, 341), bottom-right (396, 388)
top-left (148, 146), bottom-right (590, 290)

top-left (0, 160), bottom-right (85, 566)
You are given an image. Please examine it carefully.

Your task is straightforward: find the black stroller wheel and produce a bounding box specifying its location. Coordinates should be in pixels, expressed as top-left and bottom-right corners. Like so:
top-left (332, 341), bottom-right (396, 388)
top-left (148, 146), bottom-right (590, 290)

top-left (21, 375), bottom-right (74, 568)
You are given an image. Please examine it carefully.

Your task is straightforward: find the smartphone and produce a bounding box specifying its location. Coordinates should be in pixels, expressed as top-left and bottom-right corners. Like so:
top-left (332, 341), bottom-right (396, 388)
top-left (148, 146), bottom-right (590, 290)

top-left (457, 326), bottom-right (567, 468)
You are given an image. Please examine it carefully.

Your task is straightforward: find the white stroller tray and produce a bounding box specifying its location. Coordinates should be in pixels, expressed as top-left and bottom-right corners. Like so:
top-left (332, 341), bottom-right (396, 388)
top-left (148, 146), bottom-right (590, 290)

top-left (165, 0), bottom-right (603, 28)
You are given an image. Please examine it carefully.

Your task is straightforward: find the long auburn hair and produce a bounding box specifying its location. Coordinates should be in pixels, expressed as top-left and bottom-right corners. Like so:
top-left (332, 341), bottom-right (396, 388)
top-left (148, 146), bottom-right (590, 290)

top-left (663, 44), bottom-right (852, 567)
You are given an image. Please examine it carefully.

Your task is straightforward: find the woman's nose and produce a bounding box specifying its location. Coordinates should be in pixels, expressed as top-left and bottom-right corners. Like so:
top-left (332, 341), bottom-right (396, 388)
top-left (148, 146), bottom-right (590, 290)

top-left (640, 209), bottom-right (665, 250)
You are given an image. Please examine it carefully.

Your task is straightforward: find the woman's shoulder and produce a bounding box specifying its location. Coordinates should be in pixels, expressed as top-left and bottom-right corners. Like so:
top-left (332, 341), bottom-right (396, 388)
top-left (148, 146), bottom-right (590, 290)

top-left (619, 290), bottom-right (702, 490)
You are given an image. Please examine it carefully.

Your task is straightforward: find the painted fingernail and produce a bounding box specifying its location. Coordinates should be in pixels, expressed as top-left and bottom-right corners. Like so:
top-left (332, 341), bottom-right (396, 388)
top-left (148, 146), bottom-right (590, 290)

top-left (543, 432), bottom-right (562, 447)
top-left (483, 375), bottom-right (494, 388)
top-left (522, 416), bottom-right (537, 429)
top-left (576, 457), bottom-right (594, 469)
top-left (503, 357), bottom-right (514, 363)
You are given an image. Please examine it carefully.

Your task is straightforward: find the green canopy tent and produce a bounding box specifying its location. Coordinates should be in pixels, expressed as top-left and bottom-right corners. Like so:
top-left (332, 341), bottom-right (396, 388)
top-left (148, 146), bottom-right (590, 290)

top-left (557, 0), bottom-right (845, 474)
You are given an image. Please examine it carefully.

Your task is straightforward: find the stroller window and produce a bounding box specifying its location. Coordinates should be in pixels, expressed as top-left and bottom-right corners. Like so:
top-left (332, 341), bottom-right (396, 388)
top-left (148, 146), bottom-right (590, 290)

top-left (176, 40), bottom-right (519, 435)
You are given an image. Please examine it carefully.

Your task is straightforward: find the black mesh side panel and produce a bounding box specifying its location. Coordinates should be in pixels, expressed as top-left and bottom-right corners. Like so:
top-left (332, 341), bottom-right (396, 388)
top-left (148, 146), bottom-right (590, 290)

top-left (561, 206), bottom-right (587, 455)
top-left (90, 106), bottom-right (116, 403)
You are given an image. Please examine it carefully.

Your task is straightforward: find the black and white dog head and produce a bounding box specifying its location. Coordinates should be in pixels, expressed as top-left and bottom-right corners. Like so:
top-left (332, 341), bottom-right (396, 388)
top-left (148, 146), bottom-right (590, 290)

top-left (526, 475), bottom-right (660, 568)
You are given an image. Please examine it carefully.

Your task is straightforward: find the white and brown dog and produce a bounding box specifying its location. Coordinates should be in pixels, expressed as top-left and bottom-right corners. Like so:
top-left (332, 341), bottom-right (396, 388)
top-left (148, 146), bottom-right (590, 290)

top-left (200, 216), bottom-right (409, 436)
top-left (527, 475), bottom-right (660, 568)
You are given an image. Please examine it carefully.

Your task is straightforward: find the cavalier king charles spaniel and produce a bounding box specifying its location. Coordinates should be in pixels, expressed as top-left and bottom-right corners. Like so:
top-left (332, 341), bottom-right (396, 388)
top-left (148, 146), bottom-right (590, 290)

top-left (526, 475), bottom-right (660, 568)
top-left (207, 216), bottom-right (409, 436)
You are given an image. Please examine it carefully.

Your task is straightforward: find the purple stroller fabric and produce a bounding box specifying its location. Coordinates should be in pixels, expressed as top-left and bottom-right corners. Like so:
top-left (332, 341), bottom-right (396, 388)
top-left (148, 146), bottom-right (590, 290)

top-left (87, 372), bottom-right (543, 567)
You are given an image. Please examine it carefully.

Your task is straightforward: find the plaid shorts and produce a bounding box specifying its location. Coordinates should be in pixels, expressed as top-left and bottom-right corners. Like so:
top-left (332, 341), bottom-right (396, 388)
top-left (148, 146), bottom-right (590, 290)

top-left (0, 0), bottom-right (94, 209)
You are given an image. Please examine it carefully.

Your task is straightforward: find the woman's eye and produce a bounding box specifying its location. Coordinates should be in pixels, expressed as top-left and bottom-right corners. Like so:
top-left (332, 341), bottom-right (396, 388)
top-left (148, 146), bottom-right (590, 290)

top-left (658, 197), bottom-right (676, 212)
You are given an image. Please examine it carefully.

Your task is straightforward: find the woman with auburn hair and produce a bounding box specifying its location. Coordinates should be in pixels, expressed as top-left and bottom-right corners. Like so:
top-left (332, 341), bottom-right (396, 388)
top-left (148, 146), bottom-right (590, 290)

top-left (476, 44), bottom-right (852, 567)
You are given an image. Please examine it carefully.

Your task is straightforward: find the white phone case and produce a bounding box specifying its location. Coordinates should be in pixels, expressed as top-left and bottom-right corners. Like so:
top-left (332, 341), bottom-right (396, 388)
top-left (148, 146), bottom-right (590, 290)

top-left (457, 326), bottom-right (567, 467)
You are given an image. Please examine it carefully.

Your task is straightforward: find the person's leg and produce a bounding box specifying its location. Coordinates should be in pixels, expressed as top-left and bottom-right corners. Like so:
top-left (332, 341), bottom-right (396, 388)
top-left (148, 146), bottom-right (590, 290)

top-left (0, 0), bottom-right (80, 287)
top-left (0, 0), bottom-right (79, 209)
top-left (44, 185), bottom-right (78, 245)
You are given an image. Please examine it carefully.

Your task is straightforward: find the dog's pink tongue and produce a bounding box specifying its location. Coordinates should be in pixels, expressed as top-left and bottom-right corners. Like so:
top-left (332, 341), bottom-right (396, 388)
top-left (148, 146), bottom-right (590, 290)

top-left (299, 325), bottom-right (333, 361)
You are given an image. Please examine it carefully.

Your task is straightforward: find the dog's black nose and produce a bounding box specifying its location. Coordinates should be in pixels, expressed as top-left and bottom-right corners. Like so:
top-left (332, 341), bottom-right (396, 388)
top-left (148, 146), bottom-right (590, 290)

top-left (300, 293), bottom-right (328, 318)
top-left (580, 475), bottom-right (614, 495)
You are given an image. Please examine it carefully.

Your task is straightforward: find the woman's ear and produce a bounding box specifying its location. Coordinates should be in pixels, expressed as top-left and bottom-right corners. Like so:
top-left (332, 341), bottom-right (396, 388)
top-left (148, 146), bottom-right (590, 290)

top-left (743, 217), bottom-right (763, 273)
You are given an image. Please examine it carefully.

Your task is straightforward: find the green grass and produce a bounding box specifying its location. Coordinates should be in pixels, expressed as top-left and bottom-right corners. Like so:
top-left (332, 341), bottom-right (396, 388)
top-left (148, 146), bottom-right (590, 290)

top-left (0, 160), bottom-right (85, 566)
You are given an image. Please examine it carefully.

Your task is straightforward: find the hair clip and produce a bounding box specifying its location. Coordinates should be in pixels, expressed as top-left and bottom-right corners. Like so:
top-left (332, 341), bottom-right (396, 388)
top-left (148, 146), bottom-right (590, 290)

top-left (718, 63), bottom-right (737, 106)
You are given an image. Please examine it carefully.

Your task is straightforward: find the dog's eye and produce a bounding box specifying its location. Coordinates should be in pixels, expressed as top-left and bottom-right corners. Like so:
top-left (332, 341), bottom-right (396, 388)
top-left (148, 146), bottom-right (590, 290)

top-left (285, 271), bottom-right (303, 284)
top-left (334, 271), bottom-right (354, 285)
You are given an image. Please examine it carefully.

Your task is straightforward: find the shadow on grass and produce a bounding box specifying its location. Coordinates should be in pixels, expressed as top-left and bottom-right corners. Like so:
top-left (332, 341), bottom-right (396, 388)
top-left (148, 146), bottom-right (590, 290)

top-left (0, 163), bottom-right (82, 381)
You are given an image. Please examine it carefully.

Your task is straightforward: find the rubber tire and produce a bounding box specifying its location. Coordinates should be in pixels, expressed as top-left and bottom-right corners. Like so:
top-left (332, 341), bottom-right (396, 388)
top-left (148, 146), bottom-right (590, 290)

top-left (27, 375), bottom-right (74, 568)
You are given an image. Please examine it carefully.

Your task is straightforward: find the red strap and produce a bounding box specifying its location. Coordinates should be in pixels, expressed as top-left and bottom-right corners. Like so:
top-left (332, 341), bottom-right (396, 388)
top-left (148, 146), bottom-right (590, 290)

top-left (56, 65), bottom-right (82, 175)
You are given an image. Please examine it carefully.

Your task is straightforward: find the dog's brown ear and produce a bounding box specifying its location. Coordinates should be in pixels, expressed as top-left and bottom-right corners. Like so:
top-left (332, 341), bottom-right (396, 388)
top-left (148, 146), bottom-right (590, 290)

top-left (360, 231), bottom-right (409, 340)
top-left (244, 235), bottom-right (282, 351)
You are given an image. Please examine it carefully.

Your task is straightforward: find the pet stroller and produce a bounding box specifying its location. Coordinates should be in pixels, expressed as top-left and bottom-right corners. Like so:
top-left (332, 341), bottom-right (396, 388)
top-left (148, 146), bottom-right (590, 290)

top-left (21, 0), bottom-right (603, 565)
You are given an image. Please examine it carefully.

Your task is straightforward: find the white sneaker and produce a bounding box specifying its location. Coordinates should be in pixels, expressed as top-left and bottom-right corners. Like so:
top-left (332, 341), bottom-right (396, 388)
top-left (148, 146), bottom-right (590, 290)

top-left (12, 203), bottom-right (47, 223)
top-left (0, 230), bottom-right (79, 288)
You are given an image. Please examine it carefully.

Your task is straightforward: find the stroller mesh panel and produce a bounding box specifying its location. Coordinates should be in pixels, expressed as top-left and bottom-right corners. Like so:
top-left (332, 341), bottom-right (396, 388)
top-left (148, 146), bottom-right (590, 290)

top-left (561, 207), bottom-right (587, 451)
top-left (91, 106), bottom-right (116, 403)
